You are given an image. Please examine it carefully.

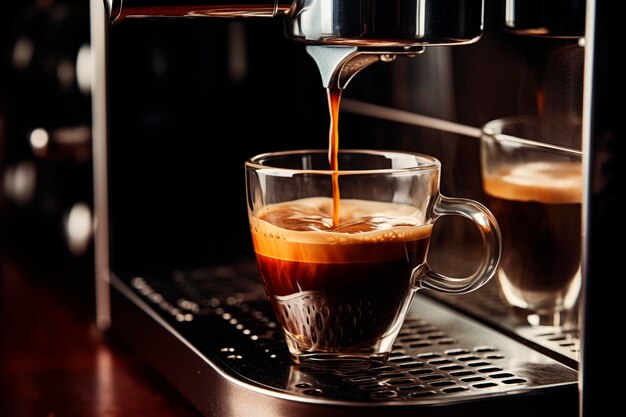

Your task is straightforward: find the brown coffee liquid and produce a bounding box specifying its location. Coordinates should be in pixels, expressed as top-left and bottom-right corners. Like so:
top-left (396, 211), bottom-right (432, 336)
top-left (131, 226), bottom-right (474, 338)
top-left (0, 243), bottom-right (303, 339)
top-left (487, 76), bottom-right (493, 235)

top-left (327, 88), bottom-right (342, 227)
top-left (483, 162), bottom-right (582, 297)
top-left (250, 197), bottom-right (432, 352)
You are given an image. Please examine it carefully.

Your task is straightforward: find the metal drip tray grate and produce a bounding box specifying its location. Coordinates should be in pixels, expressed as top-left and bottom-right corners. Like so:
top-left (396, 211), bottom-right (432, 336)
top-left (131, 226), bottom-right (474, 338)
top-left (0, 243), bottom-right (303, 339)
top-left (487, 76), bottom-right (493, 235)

top-left (426, 279), bottom-right (581, 369)
top-left (111, 263), bottom-right (578, 411)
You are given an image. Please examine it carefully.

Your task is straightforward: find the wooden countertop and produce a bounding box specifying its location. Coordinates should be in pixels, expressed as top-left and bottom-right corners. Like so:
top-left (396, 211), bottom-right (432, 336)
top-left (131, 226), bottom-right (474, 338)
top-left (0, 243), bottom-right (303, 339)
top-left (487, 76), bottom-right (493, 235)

top-left (0, 255), bottom-right (203, 417)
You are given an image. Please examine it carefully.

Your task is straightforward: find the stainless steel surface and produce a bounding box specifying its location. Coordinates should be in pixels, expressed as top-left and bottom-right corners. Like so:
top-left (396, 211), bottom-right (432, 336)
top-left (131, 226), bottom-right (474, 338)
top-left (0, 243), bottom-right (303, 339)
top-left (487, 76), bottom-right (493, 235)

top-left (105, 1), bottom-right (293, 23)
top-left (105, 0), bottom-right (484, 46)
top-left (305, 46), bottom-right (424, 89)
top-left (580, 2), bottom-right (622, 415)
top-left (110, 263), bottom-right (577, 410)
top-left (286, 0), bottom-right (484, 46)
top-left (103, 1), bottom-right (483, 90)
top-left (427, 279), bottom-right (580, 370)
top-left (91, 0), bottom-right (111, 330)
top-left (341, 98), bottom-right (484, 138)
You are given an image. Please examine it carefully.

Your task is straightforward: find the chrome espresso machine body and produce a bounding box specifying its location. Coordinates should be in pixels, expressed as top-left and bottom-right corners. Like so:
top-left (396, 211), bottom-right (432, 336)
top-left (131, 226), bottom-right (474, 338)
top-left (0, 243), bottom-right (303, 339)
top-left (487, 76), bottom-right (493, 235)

top-left (90, 1), bottom-right (620, 416)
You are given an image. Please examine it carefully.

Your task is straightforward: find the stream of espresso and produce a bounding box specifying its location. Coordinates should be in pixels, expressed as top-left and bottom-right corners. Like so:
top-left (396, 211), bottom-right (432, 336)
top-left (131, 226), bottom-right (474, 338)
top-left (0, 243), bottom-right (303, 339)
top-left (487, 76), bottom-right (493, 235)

top-left (327, 88), bottom-right (342, 228)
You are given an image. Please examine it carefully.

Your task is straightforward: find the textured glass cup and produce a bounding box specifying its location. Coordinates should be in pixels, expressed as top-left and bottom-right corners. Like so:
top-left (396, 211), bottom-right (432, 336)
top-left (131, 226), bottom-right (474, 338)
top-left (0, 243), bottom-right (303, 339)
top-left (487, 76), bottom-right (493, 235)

top-left (481, 116), bottom-right (582, 329)
top-left (246, 149), bottom-right (501, 368)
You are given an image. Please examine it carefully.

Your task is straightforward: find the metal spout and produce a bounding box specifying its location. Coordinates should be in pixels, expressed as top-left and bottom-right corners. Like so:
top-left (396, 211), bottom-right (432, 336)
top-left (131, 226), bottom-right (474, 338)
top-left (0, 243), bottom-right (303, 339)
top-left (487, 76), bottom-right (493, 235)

top-left (102, 0), bottom-right (483, 89)
top-left (306, 46), bottom-right (424, 90)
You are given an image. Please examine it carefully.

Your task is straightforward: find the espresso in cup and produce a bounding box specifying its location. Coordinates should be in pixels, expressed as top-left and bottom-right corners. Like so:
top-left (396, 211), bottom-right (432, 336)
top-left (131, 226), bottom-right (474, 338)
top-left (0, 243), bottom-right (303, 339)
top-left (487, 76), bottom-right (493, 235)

top-left (250, 197), bottom-right (431, 361)
top-left (483, 161), bottom-right (581, 320)
top-left (480, 115), bottom-right (583, 328)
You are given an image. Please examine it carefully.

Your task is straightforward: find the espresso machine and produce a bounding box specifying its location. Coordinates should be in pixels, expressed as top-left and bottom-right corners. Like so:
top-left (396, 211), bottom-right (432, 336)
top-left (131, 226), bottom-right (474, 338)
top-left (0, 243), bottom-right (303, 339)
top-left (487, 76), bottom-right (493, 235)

top-left (89, 1), bottom-right (620, 416)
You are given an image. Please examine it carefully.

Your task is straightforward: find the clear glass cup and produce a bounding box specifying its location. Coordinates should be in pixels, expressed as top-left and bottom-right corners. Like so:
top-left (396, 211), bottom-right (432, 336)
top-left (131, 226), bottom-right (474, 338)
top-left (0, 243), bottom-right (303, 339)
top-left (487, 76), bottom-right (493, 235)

top-left (245, 149), bottom-right (502, 369)
top-left (480, 116), bottom-right (582, 330)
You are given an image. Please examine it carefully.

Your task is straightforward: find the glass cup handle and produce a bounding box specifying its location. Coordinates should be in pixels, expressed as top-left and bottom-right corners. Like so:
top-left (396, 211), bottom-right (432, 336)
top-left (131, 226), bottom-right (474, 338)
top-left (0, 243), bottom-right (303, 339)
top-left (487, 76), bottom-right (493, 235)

top-left (412, 195), bottom-right (502, 294)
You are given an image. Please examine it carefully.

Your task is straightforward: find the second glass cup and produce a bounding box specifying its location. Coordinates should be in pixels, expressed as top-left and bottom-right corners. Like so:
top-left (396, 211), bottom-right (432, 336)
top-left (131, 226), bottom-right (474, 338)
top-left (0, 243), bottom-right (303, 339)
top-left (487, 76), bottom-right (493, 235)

top-left (481, 116), bottom-right (583, 330)
top-left (245, 149), bottom-right (501, 369)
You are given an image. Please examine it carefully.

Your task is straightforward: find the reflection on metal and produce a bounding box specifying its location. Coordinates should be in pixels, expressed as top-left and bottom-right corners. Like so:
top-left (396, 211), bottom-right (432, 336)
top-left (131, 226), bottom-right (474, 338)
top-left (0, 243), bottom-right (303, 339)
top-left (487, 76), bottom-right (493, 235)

top-left (341, 99), bottom-right (584, 157)
top-left (428, 279), bottom-right (580, 369)
top-left (90, 0), bottom-right (111, 330)
top-left (110, 263), bottom-right (577, 411)
top-left (103, 1), bottom-right (483, 90)
top-left (76, 44), bottom-right (93, 95)
top-left (306, 46), bottom-right (423, 90)
top-left (341, 98), bottom-right (483, 139)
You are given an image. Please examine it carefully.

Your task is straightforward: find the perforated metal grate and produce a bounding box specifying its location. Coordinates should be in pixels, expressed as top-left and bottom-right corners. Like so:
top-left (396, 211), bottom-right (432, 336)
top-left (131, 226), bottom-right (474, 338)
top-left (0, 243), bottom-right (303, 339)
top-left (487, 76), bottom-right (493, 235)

top-left (329, 324), bottom-right (529, 400)
top-left (120, 263), bottom-right (578, 406)
top-left (427, 279), bottom-right (581, 369)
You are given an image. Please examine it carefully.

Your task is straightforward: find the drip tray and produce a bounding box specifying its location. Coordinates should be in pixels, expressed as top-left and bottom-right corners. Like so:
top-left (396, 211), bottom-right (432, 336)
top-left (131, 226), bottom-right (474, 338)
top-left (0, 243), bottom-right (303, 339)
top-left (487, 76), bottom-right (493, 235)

top-left (109, 263), bottom-right (579, 417)
top-left (427, 279), bottom-right (581, 369)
